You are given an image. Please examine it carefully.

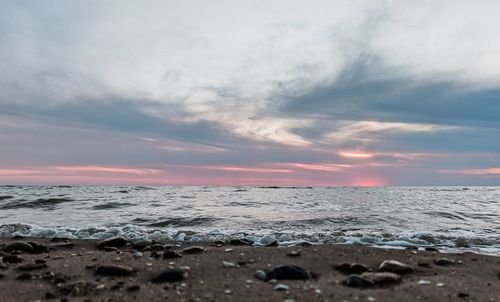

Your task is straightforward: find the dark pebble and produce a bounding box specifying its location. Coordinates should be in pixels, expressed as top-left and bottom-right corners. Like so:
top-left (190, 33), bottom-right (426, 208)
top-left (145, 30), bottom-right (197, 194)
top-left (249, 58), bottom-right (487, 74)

top-left (163, 250), bottom-right (182, 259)
top-left (45, 292), bottom-right (58, 299)
top-left (267, 265), bottom-right (313, 280)
top-left (127, 284), bottom-right (141, 291)
top-left (26, 242), bottom-right (49, 254)
top-left (343, 274), bottom-right (374, 287)
top-left (96, 265), bottom-right (134, 276)
top-left (3, 241), bottom-right (34, 253)
top-left (132, 240), bottom-right (152, 251)
top-left (425, 247), bottom-right (440, 252)
top-left (335, 263), bottom-right (370, 274)
top-left (150, 268), bottom-right (188, 283)
top-left (2, 255), bottom-right (24, 263)
top-left (16, 272), bottom-right (33, 280)
top-left (96, 237), bottom-right (128, 249)
top-left (229, 238), bottom-right (254, 246)
top-left (103, 246), bottom-right (119, 252)
top-left (151, 244), bottom-right (165, 252)
top-left (458, 292), bottom-right (469, 298)
top-left (434, 258), bottom-right (455, 266)
top-left (182, 246), bottom-right (204, 254)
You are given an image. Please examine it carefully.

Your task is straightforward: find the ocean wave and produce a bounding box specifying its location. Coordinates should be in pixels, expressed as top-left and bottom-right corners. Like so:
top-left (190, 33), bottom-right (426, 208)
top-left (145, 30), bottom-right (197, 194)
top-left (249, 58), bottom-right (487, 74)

top-left (0, 223), bottom-right (498, 255)
top-left (0, 198), bottom-right (74, 210)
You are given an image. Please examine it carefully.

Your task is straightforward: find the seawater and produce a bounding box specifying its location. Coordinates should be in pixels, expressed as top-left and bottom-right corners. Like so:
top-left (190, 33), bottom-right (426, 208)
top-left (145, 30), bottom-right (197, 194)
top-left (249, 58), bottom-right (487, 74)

top-left (0, 186), bottom-right (499, 255)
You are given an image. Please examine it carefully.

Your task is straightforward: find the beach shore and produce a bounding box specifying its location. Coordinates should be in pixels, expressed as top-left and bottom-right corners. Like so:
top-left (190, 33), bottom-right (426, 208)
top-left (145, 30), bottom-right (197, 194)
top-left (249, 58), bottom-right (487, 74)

top-left (0, 237), bottom-right (499, 302)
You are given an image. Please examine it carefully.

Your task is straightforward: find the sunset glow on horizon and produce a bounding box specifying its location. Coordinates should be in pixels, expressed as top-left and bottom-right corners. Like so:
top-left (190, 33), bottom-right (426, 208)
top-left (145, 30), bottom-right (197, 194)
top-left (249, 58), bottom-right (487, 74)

top-left (1, 1), bottom-right (499, 186)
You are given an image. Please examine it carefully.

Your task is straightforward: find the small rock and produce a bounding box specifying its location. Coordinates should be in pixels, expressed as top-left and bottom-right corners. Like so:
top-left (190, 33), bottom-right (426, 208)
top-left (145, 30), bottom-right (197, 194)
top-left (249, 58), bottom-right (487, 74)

top-left (361, 272), bottom-right (401, 284)
top-left (45, 292), bottom-right (58, 299)
top-left (163, 250), bottom-right (182, 259)
top-left (182, 246), bottom-right (204, 254)
top-left (222, 261), bottom-right (237, 268)
top-left (378, 260), bottom-right (413, 274)
top-left (418, 280), bottom-right (431, 285)
top-left (2, 255), bottom-right (24, 263)
top-left (3, 242), bottom-right (33, 253)
top-left (103, 246), bottom-right (119, 252)
top-left (343, 274), bottom-right (374, 287)
top-left (425, 247), bottom-right (439, 252)
top-left (127, 284), bottom-right (141, 291)
top-left (274, 284), bottom-right (289, 291)
top-left (26, 242), bottom-right (49, 254)
top-left (434, 258), bottom-right (455, 266)
top-left (267, 265), bottom-right (313, 280)
top-left (132, 240), bottom-right (152, 251)
top-left (96, 237), bottom-right (128, 249)
top-left (16, 272), bottom-right (33, 280)
top-left (436, 282), bottom-right (445, 287)
top-left (286, 251), bottom-right (301, 257)
top-left (96, 265), bottom-right (134, 276)
top-left (150, 268), bottom-right (188, 283)
top-left (335, 263), bottom-right (370, 274)
top-left (132, 251), bottom-right (143, 258)
top-left (254, 270), bottom-right (268, 281)
top-left (224, 248), bottom-right (233, 253)
top-left (229, 238), bottom-right (254, 246)
top-left (457, 292), bottom-right (469, 298)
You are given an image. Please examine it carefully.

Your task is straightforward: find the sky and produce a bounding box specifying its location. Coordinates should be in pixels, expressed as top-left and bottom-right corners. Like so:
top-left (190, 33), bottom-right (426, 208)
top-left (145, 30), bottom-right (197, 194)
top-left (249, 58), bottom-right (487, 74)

top-left (1, 0), bottom-right (499, 186)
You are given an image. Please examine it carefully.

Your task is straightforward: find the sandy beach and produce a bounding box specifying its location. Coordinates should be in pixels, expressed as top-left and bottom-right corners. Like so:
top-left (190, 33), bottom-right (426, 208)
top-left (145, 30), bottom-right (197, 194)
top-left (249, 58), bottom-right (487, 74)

top-left (0, 237), bottom-right (499, 302)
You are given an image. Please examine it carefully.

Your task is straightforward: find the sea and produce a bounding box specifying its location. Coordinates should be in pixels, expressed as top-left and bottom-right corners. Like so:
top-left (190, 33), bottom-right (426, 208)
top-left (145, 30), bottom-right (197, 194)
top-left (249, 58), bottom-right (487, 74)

top-left (0, 186), bottom-right (499, 255)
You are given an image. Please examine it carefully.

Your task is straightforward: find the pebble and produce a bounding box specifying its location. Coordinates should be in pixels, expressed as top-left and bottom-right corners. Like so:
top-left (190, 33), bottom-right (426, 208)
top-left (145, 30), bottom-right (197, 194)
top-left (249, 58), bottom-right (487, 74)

top-left (418, 280), bottom-right (431, 285)
top-left (436, 282), bottom-right (445, 287)
top-left (150, 268), bottom-right (188, 283)
top-left (224, 248), bottom-right (234, 253)
top-left (457, 292), bottom-right (469, 298)
top-left (286, 250), bottom-right (301, 257)
top-left (343, 274), bottom-right (374, 287)
top-left (163, 250), bottom-right (182, 259)
top-left (229, 238), bottom-right (254, 246)
top-left (434, 258), bottom-right (455, 266)
top-left (335, 263), bottom-right (370, 274)
top-left (378, 260), bottom-right (414, 274)
top-left (2, 255), bottom-right (24, 263)
top-left (3, 242), bottom-right (34, 253)
top-left (132, 251), bottom-right (143, 258)
top-left (274, 284), bottom-right (290, 291)
top-left (254, 270), bottom-right (268, 281)
top-left (425, 247), bottom-right (439, 252)
top-left (222, 261), bottom-right (237, 268)
top-left (96, 265), bottom-right (134, 276)
top-left (132, 240), bottom-right (152, 251)
top-left (182, 246), bottom-right (204, 254)
top-left (360, 272), bottom-right (401, 284)
top-left (127, 284), bottom-right (141, 291)
top-left (16, 272), bottom-right (33, 280)
top-left (267, 265), bottom-right (313, 280)
top-left (96, 237), bottom-right (128, 249)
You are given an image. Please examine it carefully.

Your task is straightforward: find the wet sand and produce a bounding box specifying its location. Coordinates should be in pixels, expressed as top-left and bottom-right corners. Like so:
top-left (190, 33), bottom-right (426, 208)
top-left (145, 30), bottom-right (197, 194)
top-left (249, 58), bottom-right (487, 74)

top-left (0, 237), bottom-right (499, 302)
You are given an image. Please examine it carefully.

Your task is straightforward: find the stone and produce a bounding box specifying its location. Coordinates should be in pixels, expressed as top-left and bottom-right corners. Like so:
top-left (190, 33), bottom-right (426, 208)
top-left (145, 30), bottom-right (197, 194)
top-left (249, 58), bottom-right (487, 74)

top-left (163, 250), bottom-right (182, 259)
top-left (26, 242), bottom-right (49, 254)
top-left (49, 242), bottom-right (74, 248)
top-left (254, 270), bottom-right (268, 281)
top-left (335, 263), bottom-right (370, 274)
top-left (229, 238), bottom-right (254, 246)
top-left (457, 292), bottom-right (469, 298)
top-left (182, 246), bottom-right (204, 254)
top-left (127, 284), bottom-right (141, 291)
top-left (267, 265), bottom-right (312, 280)
top-left (425, 247), bottom-right (439, 252)
top-left (3, 242), bottom-right (33, 253)
top-left (96, 237), bottom-right (128, 249)
top-left (132, 240), bottom-right (152, 251)
top-left (222, 261), bottom-right (237, 268)
top-left (274, 284), bottom-right (289, 291)
top-left (434, 258), bottom-right (455, 266)
top-left (2, 255), bottom-right (24, 263)
top-left (343, 274), bottom-right (374, 287)
top-left (16, 272), bottom-right (33, 280)
top-left (150, 268), bottom-right (188, 283)
top-left (378, 260), bottom-right (414, 274)
top-left (286, 251), bottom-right (301, 257)
top-left (361, 272), bottom-right (401, 284)
top-left (96, 265), bottom-right (134, 276)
